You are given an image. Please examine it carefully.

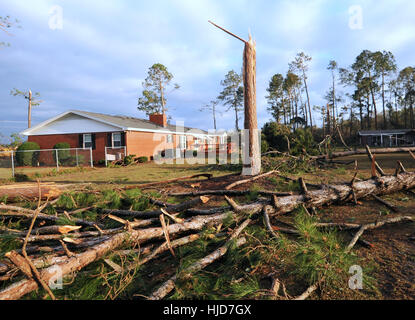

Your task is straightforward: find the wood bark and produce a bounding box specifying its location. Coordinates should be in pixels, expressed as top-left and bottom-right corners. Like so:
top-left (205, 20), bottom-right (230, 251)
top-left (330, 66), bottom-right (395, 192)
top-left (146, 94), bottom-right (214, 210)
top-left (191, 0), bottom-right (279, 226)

top-left (242, 35), bottom-right (261, 176)
top-left (214, 172), bottom-right (415, 216)
top-left (0, 183), bottom-right (73, 201)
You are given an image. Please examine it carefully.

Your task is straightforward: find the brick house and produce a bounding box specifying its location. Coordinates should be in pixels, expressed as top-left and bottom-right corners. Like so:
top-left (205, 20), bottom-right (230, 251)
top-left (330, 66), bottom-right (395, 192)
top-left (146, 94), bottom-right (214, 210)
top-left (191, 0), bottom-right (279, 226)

top-left (20, 110), bottom-right (227, 163)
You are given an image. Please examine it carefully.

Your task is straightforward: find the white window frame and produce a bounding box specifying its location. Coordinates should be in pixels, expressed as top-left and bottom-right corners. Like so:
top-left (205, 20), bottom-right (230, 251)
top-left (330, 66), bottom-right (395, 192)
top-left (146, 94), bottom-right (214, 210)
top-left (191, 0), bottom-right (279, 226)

top-left (83, 134), bottom-right (92, 149)
top-left (179, 135), bottom-right (187, 150)
top-left (112, 132), bottom-right (122, 148)
top-left (166, 134), bottom-right (173, 143)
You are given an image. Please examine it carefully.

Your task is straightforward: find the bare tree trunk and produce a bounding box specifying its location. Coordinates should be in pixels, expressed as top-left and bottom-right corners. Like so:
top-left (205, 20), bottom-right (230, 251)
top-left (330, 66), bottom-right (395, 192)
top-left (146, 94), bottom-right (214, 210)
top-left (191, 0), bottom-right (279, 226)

top-left (213, 105), bottom-right (217, 131)
top-left (234, 106), bottom-right (240, 131)
top-left (382, 74), bottom-right (387, 129)
top-left (303, 71), bottom-right (313, 131)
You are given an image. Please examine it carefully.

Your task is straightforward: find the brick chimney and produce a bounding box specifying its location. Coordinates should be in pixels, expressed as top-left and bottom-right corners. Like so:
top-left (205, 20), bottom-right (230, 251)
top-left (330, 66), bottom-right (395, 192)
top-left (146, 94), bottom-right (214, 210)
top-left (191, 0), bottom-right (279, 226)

top-left (149, 113), bottom-right (167, 127)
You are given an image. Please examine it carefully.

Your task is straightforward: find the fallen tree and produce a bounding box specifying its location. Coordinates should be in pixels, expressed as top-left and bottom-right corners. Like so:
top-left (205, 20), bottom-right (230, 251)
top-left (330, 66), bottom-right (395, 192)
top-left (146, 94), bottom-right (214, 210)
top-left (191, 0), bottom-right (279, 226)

top-left (312, 146), bottom-right (415, 160)
top-left (218, 171), bottom-right (415, 216)
top-left (0, 212), bottom-right (232, 300)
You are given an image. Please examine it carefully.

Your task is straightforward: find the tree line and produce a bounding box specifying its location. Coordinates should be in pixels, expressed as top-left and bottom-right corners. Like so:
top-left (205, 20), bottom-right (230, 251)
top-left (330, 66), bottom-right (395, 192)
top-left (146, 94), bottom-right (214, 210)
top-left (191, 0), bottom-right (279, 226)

top-left (266, 50), bottom-right (415, 144)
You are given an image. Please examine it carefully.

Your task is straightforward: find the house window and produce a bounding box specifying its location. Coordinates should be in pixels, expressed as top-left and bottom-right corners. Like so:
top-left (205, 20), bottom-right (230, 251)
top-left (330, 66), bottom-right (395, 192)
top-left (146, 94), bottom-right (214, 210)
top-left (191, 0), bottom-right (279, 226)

top-left (83, 134), bottom-right (92, 149)
top-left (179, 136), bottom-right (187, 149)
top-left (112, 133), bottom-right (122, 147)
top-left (167, 134), bottom-right (173, 143)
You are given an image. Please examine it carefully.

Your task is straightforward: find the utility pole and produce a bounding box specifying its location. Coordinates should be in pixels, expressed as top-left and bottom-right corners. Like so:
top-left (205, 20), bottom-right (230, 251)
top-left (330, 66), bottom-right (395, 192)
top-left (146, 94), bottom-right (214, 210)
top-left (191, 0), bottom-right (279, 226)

top-left (209, 21), bottom-right (261, 176)
top-left (10, 88), bottom-right (42, 129)
top-left (28, 89), bottom-right (32, 128)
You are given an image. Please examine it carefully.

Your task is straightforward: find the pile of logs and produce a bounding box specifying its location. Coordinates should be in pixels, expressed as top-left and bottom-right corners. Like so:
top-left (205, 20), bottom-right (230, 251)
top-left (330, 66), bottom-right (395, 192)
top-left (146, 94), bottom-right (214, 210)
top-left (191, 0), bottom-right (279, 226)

top-left (1, 148), bottom-right (415, 300)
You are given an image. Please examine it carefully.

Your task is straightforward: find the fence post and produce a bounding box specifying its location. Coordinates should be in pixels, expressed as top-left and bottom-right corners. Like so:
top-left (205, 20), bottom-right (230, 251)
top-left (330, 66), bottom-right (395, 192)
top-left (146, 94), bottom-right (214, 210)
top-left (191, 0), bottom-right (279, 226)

top-left (124, 146), bottom-right (127, 158)
top-left (11, 151), bottom-right (15, 178)
top-left (105, 147), bottom-right (107, 167)
top-left (76, 148), bottom-right (79, 167)
top-left (55, 149), bottom-right (59, 171)
top-left (90, 148), bottom-right (93, 168)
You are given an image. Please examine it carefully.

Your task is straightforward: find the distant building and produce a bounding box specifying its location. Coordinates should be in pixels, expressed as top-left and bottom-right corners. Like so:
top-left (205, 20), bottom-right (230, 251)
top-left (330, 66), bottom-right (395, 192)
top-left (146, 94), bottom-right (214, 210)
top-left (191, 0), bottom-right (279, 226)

top-left (358, 129), bottom-right (415, 147)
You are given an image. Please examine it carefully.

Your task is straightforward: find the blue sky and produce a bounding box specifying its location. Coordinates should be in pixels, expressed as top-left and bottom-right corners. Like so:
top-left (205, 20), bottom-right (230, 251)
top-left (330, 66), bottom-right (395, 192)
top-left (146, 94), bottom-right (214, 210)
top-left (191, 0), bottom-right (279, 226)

top-left (1, 0), bottom-right (415, 143)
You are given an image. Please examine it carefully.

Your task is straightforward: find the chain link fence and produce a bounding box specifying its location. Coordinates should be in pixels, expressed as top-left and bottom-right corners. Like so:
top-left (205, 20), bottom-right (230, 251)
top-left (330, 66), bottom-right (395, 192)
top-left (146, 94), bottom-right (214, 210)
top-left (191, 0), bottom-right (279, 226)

top-left (0, 148), bottom-right (93, 180)
top-left (104, 147), bottom-right (127, 166)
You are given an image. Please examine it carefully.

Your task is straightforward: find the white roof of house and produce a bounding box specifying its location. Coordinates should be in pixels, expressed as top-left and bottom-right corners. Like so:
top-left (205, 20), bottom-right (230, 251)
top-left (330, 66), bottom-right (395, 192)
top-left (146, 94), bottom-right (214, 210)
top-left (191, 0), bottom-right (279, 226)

top-left (20, 110), bottom-right (225, 137)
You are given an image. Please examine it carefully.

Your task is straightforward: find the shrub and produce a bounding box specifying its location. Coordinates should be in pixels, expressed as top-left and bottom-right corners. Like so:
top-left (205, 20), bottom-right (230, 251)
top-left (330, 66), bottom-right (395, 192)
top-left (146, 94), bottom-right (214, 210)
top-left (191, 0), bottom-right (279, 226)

top-left (14, 173), bottom-right (30, 182)
top-left (262, 122), bottom-right (291, 152)
top-left (16, 142), bottom-right (40, 166)
top-left (123, 155), bottom-right (136, 166)
top-left (53, 142), bottom-right (71, 165)
top-left (136, 156), bottom-right (148, 163)
top-left (66, 154), bottom-right (85, 166)
top-left (261, 134), bottom-right (269, 154)
top-left (291, 128), bottom-right (318, 156)
top-left (262, 122), bottom-right (318, 156)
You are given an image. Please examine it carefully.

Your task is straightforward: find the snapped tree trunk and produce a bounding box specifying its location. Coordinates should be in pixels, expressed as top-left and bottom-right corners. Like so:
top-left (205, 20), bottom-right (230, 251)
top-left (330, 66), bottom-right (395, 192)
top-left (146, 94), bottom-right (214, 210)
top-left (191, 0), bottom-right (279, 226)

top-left (241, 35), bottom-right (261, 176)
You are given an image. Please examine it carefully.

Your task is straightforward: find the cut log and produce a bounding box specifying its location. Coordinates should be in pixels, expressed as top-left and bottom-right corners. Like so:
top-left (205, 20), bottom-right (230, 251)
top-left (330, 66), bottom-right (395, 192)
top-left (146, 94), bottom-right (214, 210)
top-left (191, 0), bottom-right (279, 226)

top-left (0, 183), bottom-right (81, 202)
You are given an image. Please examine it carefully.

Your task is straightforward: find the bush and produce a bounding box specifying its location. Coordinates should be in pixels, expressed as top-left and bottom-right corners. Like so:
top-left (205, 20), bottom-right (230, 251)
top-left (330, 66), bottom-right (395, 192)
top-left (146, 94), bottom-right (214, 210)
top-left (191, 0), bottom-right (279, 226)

top-left (53, 142), bottom-right (71, 165)
top-left (123, 155), bottom-right (136, 166)
top-left (136, 156), bottom-right (148, 163)
top-left (16, 142), bottom-right (40, 166)
top-left (261, 134), bottom-right (269, 154)
top-left (262, 122), bottom-right (318, 156)
top-left (66, 154), bottom-right (85, 166)
top-left (262, 122), bottom-right (291, 152)
top-left (291, 128), bottom-right (318, 156)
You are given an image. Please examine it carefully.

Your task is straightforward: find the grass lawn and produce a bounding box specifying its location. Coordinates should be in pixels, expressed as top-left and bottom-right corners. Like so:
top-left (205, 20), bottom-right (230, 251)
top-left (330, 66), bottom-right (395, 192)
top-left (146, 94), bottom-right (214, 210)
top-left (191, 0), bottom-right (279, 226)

top-left (0, 162), bottom-right (240, 185)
